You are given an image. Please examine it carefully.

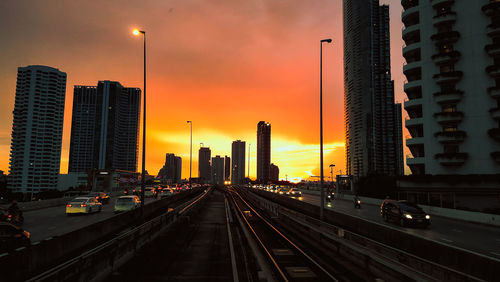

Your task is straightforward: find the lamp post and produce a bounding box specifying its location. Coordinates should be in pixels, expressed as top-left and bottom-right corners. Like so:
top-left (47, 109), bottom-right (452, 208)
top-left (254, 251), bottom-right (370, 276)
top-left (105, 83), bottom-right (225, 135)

top-left (187, 121), bottom-right (192, 186)
top-left (132, 28), bottom-right (146, 212)
top-left (329, 164), bottom-right (335, 187)
top-left (320, 38), bottom-right (332, 221)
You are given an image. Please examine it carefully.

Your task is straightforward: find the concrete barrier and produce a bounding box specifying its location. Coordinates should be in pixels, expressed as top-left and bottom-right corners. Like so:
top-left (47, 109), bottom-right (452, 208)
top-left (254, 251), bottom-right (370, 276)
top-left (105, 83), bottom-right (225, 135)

top-left (252, 189), bottom-right (500, 281)
top-left (0, 188), bottom-right (204, 281)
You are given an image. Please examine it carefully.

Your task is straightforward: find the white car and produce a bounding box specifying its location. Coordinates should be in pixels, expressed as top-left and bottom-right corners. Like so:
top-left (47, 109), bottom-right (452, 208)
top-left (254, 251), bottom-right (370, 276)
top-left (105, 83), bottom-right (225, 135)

top-left (114, 196), bottom-right (141, 213)
top-left (66, 197), bottom-right (102, 215)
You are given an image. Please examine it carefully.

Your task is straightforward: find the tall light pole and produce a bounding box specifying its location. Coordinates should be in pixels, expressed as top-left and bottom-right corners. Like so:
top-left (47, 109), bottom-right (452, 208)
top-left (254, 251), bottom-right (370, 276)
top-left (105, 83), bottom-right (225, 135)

top-left (133, 28), bottom-right (146, 212)
top-left (187, 121), bottom-right (192, 185)
top-left (320, 38), bottom-right (332, 221)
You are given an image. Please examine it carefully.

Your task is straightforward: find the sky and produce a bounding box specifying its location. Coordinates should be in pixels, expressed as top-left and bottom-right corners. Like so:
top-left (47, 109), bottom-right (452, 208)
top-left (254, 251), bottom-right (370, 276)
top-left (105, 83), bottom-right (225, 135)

top-left (0, 0), bottom-right (407, 182)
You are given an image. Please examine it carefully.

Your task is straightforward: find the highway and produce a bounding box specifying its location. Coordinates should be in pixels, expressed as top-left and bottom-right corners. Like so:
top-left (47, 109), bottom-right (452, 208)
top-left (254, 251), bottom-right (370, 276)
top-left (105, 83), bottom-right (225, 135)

top-left (291, 192), bottom-right (500, 259)
top-left (22, 196), bottom-right (158, 242)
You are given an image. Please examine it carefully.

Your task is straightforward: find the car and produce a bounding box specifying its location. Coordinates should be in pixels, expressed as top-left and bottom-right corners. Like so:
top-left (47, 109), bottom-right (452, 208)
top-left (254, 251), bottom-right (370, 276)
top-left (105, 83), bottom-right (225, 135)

top-left (66, 197), bottom-right (103, 215)
top-left (88, 192), bottom-right (110, 204)
top-left (0, 222), bottom-right (30, 253)
top-left (159, 188), bottom-right (175, 198)
top-left (114, 196), bottom-right (141, 213)
top-left (144, 188), bottom-right (156, 197)
top-left (286, 188), bottom-right (302, 197)
top-left (380, 199), bottom-right (430, 228)
top-left (277, 188), bottom-right (286, 195)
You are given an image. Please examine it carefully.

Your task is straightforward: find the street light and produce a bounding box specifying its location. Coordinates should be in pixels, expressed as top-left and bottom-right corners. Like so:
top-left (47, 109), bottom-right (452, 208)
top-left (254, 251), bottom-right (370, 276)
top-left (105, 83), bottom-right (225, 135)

top-left (320, 38), bottom-right (332, 221)
top-left (187, 121), bottom-right (193, 185)
top-left (132, 28), bottom-right (146, 212)
top-left (329, 164), bottom-right (335, 187)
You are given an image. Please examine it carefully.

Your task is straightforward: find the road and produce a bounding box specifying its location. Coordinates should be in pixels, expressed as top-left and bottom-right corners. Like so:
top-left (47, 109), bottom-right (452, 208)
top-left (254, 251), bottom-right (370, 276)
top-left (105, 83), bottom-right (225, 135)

top-left (292, 193), bottom-right (500, 259)
top-left (23, 196), bottom-right (158, 242)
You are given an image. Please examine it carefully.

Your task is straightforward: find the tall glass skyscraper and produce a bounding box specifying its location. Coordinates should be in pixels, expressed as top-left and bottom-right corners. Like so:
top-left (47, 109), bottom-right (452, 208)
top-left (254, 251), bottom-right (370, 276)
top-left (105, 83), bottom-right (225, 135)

top-left (343, 0), bottom-right (403, 177)
top-left (9, 65), bottom-right (67, 193)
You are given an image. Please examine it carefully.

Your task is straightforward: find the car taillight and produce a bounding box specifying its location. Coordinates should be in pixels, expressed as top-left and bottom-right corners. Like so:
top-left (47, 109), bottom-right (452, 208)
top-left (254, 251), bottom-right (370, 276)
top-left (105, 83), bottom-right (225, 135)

top-left (81, 204), bottom-right (87, 207)
top-left (67, 204), bottom-right (72, 207)
top-left (8, 214), bottom-right (12, 218)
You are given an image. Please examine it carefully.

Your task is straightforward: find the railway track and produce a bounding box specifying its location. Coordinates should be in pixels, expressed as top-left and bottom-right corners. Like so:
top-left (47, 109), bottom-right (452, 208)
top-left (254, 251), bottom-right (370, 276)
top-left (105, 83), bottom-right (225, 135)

top-left (227, 186), bottom-right (341, 282)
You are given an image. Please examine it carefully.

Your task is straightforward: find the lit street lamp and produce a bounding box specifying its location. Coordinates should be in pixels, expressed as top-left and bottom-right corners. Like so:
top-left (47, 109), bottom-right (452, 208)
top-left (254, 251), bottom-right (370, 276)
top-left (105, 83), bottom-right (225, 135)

top-left (187, 121), bottom-right (193, 185)
top-left (320, 38), bottom-right (332, 221)
top-left (132, 28), bottom-right (146, 212)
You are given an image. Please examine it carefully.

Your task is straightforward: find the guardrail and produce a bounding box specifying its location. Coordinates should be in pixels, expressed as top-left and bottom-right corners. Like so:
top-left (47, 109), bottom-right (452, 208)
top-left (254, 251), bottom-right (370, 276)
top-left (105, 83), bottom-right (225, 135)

top-left (0, 188), bottom-right (206, 281)
top-left (248, 188), bottom-right (500, 281)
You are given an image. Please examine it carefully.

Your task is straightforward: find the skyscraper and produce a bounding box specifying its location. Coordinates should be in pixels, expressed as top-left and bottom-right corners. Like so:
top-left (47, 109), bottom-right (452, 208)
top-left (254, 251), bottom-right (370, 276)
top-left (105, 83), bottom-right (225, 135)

top-left (402, 0), bottom-right (500, 174)
top-left (270, 163), bottom-right (279, 183)
top-left (157, 153), bottom-right (182, 184)
top-left (231, 140), bottom-right (246, 185)
top-left (9, 65), bottom-right (67, 193)
top-left (224, 156), bottom-right (231, 181)
top-left (198, 147), bottom-right (211, 183)
top-left (343, 0), bottom-right (403, 177)
top-left (211, 155), bottom-right (224, 185)
top-left (68, 81), bottom-right (141, 172)
top-left (257, 121), bottom-right (271, 183)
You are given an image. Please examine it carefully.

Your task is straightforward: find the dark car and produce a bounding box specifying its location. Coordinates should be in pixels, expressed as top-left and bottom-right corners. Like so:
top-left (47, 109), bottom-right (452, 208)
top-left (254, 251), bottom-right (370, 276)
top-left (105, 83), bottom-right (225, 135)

top-left (0, 222), bottom-right (30, 253)
top-left (380, 199), bottom-right (430, 228)
top-left (89, 192), bottom-right (110, 204)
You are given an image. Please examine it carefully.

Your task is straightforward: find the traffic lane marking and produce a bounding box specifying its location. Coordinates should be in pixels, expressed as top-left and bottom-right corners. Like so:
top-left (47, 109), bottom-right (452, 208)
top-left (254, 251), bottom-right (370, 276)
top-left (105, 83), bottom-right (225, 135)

top-left (440, 238), bottom-right (453, 243)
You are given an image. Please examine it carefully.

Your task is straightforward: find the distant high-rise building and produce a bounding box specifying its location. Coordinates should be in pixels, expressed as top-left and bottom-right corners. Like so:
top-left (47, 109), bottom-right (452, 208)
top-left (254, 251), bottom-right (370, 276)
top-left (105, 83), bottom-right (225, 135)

top-left (343, 0), bottom-right (403, 177)
top-left (401, 1), bottom-right (500, 174)
top-left (257, 121), bottom-right (271, 183)
top-left (231, 140), bottom-right (246, 185)
top-left (211, 155), bottom-right (224, 185)
top-left (158, 153), bottom-right (182, 184)
top-left (9, 65), bottom-right (67, 193)
top-left (270, 163), bottom-right (279, 183)
top-left (224, 156), bottom-right (231, 181)
top-left (198, 147), bottom-right (211, 183)
top-left (68, 81), bottom-right (141, 172)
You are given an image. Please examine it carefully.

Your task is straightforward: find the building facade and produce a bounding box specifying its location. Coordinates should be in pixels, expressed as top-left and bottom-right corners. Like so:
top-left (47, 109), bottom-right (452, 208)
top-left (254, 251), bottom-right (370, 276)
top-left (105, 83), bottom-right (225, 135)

top-left (270, 163), bottom-right (279, 183)
top-left (224, 156), bottom-right (231, 181)
top-left (231, 140), bottom-right (246, 185)
top-left (257, 121), bottom-right (271, 183)
top-left (68, 81), bottom-right (141, 173)
top-left (9, 65), bottom-right (67, 193)
top-left (211, 155), bottom-right (224, 185)
top-left (158, 153), bottom-right (182, 184)
top-left (343, 0), bottom-right (403, 177)
top-left (402, 0), bottom-right (500, 174)
top-left (198, 147), bottom-right (211, 183)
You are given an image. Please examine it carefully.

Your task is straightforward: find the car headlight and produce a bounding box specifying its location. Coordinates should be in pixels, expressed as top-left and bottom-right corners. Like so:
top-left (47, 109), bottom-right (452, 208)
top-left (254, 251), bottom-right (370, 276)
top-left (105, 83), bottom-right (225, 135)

top-left (425, 215), bottom-right (430, 219)
top-left (404, 214), bottom-right (413, 219)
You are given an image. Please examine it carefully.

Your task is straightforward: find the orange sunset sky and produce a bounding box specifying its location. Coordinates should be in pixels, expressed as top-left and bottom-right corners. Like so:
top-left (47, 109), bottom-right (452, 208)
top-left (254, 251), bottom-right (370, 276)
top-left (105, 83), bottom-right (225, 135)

top-left (0, 0), bottom-right (408, 182)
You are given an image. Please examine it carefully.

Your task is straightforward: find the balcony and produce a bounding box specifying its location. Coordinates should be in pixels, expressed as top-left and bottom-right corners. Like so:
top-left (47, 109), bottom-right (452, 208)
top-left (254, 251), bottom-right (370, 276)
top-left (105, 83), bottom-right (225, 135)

top-left (430, 31), bottom-right (460, 43)
top-left (434, 130), bottom-right (466, 144)
top-left (405, 117), bottom-right (423, 127)
top-left (403, 42), bottom-right (421, 58)
top-left (487, 24), bottom-right (500, 37)
top-left (403, 61), bottom-right (421, 75)
top-left (431, 0), bottom-right (455, 8)
top-left (402, 0), bottom-right (419, 10)
top-left (482, 1), bottom-right (500, 16)
top-left (406, 155), bottom-right (425, 166)
top-left (433, 71), bottom-right (463, 84)
top-left (486, 65), bottom-right (500, 78)
top-left (489, 87), bottom-right (500, 99)
top-left (491, 152), bottom-right (500, 164)
top-left (404, 79), bottom-right (422, 93)
top-left (434, 90), bottom-right (463, 104)
top-left (435, 152), bottom-right (468, 166)
top-left (402, 5), bottom-right (419, 24)
top-left (490, 107), bottom-right (500, 120)
top-left (433, 12), bottom-right (457, 26)
top-left (402, 25), bottom-right (420, 42)
top-left (485, 44), bottom-right (500, 57)
top-left (406, 136), bottom-right (424, 146)
top-left (489, 128), bottom-right (500, 141)
top-left (404, 98), bottom-right (423, 109)
top-left (431, 50), bottom-right (460, 66)
top-left (434, 111), bottom-right (464, 124)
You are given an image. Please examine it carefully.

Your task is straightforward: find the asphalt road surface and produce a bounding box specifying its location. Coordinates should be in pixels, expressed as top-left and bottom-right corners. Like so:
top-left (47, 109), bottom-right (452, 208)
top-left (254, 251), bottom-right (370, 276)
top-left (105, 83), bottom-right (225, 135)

top-left (291, 193), bottom-right (500, 259)
top-left (22, 196), bottom-right (158, 242)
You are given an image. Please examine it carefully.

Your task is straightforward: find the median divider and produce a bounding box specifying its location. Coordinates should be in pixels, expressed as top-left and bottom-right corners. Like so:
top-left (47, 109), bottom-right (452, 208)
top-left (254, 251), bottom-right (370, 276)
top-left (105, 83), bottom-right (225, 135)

top-left (248, 188), bottom-right (500, 281)
top-left (0, 188), bottom-right (206, 281)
